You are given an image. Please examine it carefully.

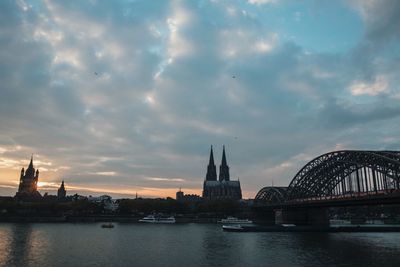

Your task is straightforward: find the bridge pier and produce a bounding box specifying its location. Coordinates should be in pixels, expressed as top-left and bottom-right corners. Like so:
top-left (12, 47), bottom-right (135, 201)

top-left (251, 207), bottom-right (276, 225)
top-left (275, 208), bottom-right (329, 226)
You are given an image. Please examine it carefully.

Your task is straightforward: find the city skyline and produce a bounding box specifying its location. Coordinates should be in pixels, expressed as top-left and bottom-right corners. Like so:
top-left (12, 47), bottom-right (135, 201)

top-left (1, 0), bottom-right (400, 198)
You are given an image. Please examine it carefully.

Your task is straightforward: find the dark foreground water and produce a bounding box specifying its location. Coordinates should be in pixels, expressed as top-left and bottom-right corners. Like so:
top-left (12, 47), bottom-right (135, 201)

top-left (1, 223), bottom-right (400, 267)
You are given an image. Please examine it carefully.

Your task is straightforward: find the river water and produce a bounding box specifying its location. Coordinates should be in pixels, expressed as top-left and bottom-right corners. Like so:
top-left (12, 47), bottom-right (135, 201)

top-left (0, 223), bottom-right (399, 267)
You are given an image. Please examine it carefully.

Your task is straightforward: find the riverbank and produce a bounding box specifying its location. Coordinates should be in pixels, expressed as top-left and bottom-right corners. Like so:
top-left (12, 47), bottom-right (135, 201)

top-left (0, 215), bottom-right (222, 223)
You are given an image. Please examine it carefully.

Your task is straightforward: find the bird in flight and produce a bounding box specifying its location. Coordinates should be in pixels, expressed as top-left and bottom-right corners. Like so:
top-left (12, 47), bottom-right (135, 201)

top-left (94, 72), bottom-right (98, 75)
top-left (232, 75), bottom-right (236, 78)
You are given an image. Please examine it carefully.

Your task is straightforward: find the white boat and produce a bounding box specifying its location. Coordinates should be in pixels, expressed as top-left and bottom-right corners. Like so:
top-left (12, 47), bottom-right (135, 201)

top-left (281, 224), bottom-right (296, 227)
top-left (218, 216), bottom-right (253, 224)
top-left (139, 215), bottom-right (176, 224)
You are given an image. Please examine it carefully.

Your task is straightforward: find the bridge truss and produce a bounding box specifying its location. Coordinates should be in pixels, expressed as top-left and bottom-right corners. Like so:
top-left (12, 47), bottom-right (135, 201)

top-left (255, 150), bottom-right (400, 203)
top-left (254, 187), bottom-right (287, 204)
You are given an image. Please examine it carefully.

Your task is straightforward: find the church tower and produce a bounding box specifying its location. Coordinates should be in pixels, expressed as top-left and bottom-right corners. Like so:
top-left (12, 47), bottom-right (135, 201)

top-left (205, 146), bottom-right (217, 181)
top-left (219, 146), bottom-right (230, 181)
top-left (15, 155), bottom-right (42, 200)
top-left (57, 180), bottom-right (66, 199)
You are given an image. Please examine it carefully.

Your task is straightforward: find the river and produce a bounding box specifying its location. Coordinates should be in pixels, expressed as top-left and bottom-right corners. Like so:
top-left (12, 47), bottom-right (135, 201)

top-left (0, 223), bottom-right (399, 267)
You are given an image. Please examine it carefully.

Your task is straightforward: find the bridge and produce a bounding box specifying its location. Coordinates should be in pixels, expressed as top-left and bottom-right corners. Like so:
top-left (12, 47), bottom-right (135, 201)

top-left (254, 150), bottom-right (400, 225)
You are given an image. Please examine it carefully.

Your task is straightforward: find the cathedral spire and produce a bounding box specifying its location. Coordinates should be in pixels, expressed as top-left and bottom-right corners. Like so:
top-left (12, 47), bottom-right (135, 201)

top-left (205, 145), bottom-right (217, 181)
top-left (25, 154), bottom-right (35, 178)
top-left (28, 154), bottom-right (34, 169)
top-left (221, 145), bottom-right (227, 166)
top-left (209, 145), bottom-right (215, 166)
top-left (219, 145), bottom-right (230, 181)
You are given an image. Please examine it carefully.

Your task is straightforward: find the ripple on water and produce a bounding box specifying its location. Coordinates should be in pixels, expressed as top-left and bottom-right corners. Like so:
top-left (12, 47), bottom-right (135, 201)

top-left (0, 223), bottom-right (400, 267)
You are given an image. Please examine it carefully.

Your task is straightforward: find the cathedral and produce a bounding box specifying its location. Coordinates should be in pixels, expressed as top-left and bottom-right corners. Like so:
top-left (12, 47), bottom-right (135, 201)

top-left (15, 156), bottom-right (42, 200)
top-left (202, 146), bottom-right (242, 200)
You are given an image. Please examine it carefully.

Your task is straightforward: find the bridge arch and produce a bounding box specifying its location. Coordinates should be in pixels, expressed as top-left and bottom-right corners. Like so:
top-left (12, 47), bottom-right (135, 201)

top-left (255, 186), bottom-right (287, 203)
top-left (286, 150), bottom-right (400, 201)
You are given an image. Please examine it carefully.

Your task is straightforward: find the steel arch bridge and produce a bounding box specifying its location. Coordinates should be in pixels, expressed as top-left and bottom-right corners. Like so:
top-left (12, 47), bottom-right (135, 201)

top-left (254, 187), bottom-right (287, 204)
top-left (255, 150), bottom-right (400, 204)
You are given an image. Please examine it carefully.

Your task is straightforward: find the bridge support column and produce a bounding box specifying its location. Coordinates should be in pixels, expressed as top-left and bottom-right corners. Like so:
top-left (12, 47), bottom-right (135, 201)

top-left (252, 206), bottom-right (277, 225)
top-left (256, 210), bottom-right (276, 225)
top-left (275, 208), bottom-right (329, 226)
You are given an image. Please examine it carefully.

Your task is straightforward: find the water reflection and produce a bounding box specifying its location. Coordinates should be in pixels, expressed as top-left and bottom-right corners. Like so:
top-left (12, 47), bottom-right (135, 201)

top-left (4, 224), bottom-right (33, 266)
top-left (0, 224), bottom-right (13, 264)
top-left (201, 226), bottom-right (225, 260)
top-left (266, 233), bottom-right (400, 267)
top-left (0, 223), bottom-right (399, 267)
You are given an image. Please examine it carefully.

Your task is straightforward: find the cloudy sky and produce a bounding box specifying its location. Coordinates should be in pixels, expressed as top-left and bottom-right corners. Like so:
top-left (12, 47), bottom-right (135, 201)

top-left (0, 0), bottom-right (399, 198)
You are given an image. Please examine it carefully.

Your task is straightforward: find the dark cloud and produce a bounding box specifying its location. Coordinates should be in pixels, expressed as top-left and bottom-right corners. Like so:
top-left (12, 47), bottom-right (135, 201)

top-left (354, 0), bottom-right (400, 42)
top-left (348, 0), bottom-right (400, 80)
top-left (318, 97), bottom-right (400, 128)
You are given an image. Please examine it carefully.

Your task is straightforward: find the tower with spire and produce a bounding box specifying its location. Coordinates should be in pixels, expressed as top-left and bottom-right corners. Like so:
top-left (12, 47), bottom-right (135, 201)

top-left (15, 155), bottom-right (42, 200)
top-left (57, 180), bottom-right (66, 200)
top-left (219, 145), bottom-right (230, 182)
top-left (202, 146), bottom-right (242, 200)
top-left (206, 146), bottom-right (217, 181)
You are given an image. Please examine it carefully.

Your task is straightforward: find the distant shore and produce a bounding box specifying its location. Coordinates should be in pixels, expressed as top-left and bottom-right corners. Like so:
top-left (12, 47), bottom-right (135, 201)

top-left (0, 215), bottom-right (223, 223)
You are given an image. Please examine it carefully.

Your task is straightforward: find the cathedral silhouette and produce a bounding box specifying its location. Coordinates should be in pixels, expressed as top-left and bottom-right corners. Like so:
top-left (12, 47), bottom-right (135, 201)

top-left (15, 156), bottom-right (42, 200)
top-left (202, 146), bottom-right (242, 200)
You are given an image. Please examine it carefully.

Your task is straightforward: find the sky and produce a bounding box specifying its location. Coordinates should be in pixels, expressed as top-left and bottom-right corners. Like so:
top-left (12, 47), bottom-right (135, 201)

top-left (0, 0), bottom-right (400, 199)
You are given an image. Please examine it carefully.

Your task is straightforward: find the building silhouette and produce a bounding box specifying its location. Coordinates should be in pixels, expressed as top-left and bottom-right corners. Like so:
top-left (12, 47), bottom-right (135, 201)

top-left (176, 188), bottom-right (202, 202)
top-left (15, 156), bottom-right (42, 200)
top-left (202, 146), bottom-right (242, 200)
top-left (57, 180), bottom-right (66, 199)
top-left (176, 188), bottom-right (184, 200)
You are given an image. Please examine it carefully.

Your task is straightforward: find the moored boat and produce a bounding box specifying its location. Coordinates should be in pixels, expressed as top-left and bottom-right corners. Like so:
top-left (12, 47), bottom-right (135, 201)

top-left (218, 216), bottom-right (253, 224)
top-left (101, 223), bottom-right (114, 228)
top-left (139, 215), bottom-right (176, 224)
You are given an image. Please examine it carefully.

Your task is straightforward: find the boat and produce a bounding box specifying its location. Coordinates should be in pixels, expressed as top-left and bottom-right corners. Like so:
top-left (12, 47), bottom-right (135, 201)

top-left (101, 223), bottom-right (114, 228)
top-left (281, 224), bottom-right (296, 227)
top-left (138, 215), bottom-right (176, 224)
top-left (218, 216), bottom-right (253, 224)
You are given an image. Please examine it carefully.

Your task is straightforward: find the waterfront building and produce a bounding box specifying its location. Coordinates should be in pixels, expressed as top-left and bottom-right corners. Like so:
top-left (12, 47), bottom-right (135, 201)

top-left (15, 156), bottom-right (42, 200)
top-left (88, 195), bottom-right (118, 212)
top-left (176, 188), bottom-right (184, 200)
top-left (57, 180), bottom-right (66, 199)
top-left (71, 193), bottom-right (87, 201)
top-left (88, 195), bottom-right (112, 203)
top-left (104, 201), bottom-right (119, 212)
top-left (176, 188), bottom-right (202, 202)
top-left (202, 146), bottom-right (242, 200)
